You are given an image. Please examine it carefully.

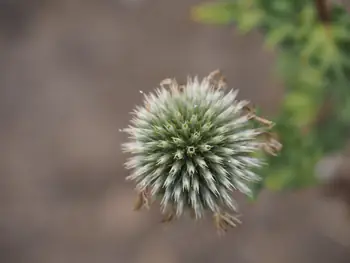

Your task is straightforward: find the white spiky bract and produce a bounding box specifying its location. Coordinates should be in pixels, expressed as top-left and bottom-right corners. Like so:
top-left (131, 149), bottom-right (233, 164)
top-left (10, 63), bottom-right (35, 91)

top-left (122, 73), bottom-right (266, 220)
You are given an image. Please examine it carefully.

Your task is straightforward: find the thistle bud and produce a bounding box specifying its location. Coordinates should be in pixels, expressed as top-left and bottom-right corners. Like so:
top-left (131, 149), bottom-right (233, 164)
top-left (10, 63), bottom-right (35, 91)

top-left (122, 70), bottom-right (278, 231)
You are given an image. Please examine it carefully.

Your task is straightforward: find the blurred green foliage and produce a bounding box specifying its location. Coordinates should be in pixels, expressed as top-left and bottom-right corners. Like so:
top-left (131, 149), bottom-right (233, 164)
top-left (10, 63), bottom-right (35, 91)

top-left (192, 0), bottom-right (350, 198)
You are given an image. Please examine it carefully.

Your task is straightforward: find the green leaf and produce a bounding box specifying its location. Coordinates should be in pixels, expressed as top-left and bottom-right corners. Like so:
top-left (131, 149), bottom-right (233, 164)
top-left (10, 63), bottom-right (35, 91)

top-left (284, 91), bottom-right (318, 127)
top-left (333, 25), bottom-right (350, 42)
top-left (237, 10), bottom-right (264, 33)
top-left (301, 25), bottom-right (341, 70)
top-left (264, 24), bottom-right (295, 49)
top-left (298, 65), bottom-right (324, 88)
top-left (191, 2), bottom-right (236, 25)
top-left (339, 96), bottom-right (350, 123)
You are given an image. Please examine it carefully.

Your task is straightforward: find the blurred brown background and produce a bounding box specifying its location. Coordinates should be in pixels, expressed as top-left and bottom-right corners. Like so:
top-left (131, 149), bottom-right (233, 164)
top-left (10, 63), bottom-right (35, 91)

top-left (1, 1), bottom-right (350, 262)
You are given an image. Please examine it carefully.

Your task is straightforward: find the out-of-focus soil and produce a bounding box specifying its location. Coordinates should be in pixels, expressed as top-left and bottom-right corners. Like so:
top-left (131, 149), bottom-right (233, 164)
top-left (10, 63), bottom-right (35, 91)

top-left (1, 1), bottom-right (350, 263)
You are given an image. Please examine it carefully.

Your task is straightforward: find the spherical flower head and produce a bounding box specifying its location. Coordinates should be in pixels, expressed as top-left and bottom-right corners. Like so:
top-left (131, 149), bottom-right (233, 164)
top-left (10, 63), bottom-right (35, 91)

top-left (122, 70), bottom-right (274, 230)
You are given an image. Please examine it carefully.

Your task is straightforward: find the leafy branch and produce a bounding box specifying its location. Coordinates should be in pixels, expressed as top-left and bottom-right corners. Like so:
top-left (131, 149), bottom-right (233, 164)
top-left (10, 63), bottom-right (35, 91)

top-left (192, 0), bottom-right (350, 197)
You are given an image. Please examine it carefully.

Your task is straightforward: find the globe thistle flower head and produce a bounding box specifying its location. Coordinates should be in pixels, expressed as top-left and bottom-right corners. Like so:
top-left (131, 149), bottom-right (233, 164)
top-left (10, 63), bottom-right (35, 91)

top-left (122, 70), bottom-right (279, 232)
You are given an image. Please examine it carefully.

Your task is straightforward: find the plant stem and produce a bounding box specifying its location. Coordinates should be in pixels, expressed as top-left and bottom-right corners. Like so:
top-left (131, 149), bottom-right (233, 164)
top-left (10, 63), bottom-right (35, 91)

top-left (314, 0), bottom-right (330, 23)
top-left (304, 0), bottom-right (331, 132)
